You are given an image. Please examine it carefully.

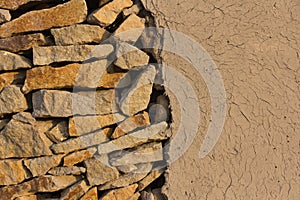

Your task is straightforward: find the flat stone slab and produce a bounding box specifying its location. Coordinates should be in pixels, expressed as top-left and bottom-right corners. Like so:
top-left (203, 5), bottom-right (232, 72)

top-left (33, 44), bottom-right (113, 65)
top-left (0, 0), bottom-right (46, 10)
top-left (51, 24), bottom-right (110, 45)
top-left (0, 33), bottom-right (50, 53)
top-left (0, 159), bottom-right (30, 186)
top-left (0, 50), bottom-right (32, 71)
top-left (0, 0), bottom-right (87, 38)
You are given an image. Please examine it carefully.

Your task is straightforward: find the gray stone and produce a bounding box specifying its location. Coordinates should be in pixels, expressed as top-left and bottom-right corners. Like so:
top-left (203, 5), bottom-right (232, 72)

top-left (45, 121), bottom-right (68, 143)
top-left (24, 155), bottom-right (64, 177)
top-left (51, 24), bottom-right (110, 45)
top-left (12, 112), bottom-right (35, 125)
top-left (51, 128), bottom-right (111, 154)
top-left (98, 122), bottom-right (168, 154)
top-left (111, 142), bottom-right (163, 166)
top-left (0, 9), bottom-right (11, 24)
top-left (84, 155), bottom-right (119, 186)
top-left (32, 89), bottom-right (118, 118)
top-left (114, 43), bottom-right (150, 70)
top-left (119, 65), bottom-right (156, 116)
top-left (0, 50), bottom-right (32, 71)
top-left (33, 44), bottom-right (113, 65)
top-left (48, 166), bottom-right (86, 176)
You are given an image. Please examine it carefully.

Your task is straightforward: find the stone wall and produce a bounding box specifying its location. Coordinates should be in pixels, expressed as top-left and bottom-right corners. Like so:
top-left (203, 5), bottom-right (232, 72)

top-left (0, 0), bottom-right (170, 199)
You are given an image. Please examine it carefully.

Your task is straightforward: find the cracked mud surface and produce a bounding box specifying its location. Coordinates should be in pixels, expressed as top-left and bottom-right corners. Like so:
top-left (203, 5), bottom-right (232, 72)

top-left (142, 0), bottom-right (300, 199)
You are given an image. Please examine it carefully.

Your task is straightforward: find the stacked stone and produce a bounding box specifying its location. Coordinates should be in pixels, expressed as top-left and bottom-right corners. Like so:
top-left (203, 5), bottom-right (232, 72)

top-left (0, 0), bottom-right (169, 199)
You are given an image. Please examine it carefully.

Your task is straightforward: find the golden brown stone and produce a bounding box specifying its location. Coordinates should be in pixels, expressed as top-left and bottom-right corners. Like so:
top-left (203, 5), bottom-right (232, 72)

top-left (138, 168), bottom-right (164, 191)
top-left (112, 112), bottom-right (150, 139)
top-left (63, 148), bottom-right (97, 167)
top-left (0, 0), bottom-right (87, 38)
top-left (88, 0), bottom-right (133, 27)
top-left (60, 180), bottom-right (90, 200)
top-left (0, 33), bottom-right (50, 52)
top-left (0, 71), bottom-right (25, 91)
top-left (0, 159), bottom-right (29, 186)
top-left (69, 113), bottom-right (125, 137)
top-left (80, 187), bottom-right (98, 200)
top-left (0, 0), bottom-right (43, 10)
top-left (0, 8), bottom-right (11, 23)
top-left (114, 14), bottom-right (145, 43)
top-left (101, 184), bottom-right (138, 200)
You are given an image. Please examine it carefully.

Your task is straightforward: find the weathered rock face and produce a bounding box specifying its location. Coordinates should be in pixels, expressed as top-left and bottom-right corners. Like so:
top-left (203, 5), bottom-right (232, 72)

top-left (84, 155), bottom-right (119, 186)
top-left (0, 0), bottom-right (44, 10)
top-left (63, 148), bottom-right (97, 166)
top-left (51, 24), bottom-right (110, 45)
top-left (80, 187), bottom-right (98, 200)
top-left (98, 122), bottom-right (168, 154)
top-left (0, 71), bottom-right (25, 91)
top-left (45, 121), bottom-right (68, 143)
top-left (119, 65), bottom-right (156, 116)
top-left (60, 180), bottom-right (90, 200)
top-left (51, 128), bottom-right (111, 154)
top-left (0, 33), bottom-right (50, 52)
top-left (0, 9), bottom-right (11, 24)
top-left (0, 0), bottom-right (88, 38)
top-left (69, 113), bottom-right (126, 136)
top-left (33, 44), bottom-right (113, 65)
top-left (0, 113), bottom-right (53, 159)
top-left (100, 184), bottom-right (138, 200)
top-left (24, 154), bottom-right (64, 177)
top-left (32, 89), bottom-right (118, 117)
top-left (87, 0), bottom-right (133, 27)
top-left (0, 175), bottom-right (80, 199)
top-left (112, 112), bottom-right (150, 139)
top-left (114, 14), bottom-right (145, 43)
top-left (0, 85), bottom-right (28, 115)
top-left (0, 50), bottom-right (32, 71)
top-left (138, 168), bottom-right (165, 191)
top-left (0, 159), bottom-right (29, 186)
top-left (48, 166), bottom-right (86, 176)
top-left (114, 43), bottom-right (150, 70)
top-left (22, 62), bottom-right (125, 93)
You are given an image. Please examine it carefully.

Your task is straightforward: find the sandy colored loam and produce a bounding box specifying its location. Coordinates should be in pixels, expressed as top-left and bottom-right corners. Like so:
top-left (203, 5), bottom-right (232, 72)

top-left (141, 0), bottom-right (300, 199)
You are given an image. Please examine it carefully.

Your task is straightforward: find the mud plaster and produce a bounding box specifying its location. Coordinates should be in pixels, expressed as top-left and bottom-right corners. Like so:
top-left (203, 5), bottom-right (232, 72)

top-left (142, 0), bottom-right (300, 199)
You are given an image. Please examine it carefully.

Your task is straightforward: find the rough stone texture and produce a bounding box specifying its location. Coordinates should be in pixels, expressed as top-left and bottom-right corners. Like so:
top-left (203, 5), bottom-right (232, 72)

top-left (0, 50), bottom-right (32, 71)
top-left (114, 43), bottom-right (150, 70)
top-left (138, 168), bottom-right (164, 191)
top-left (111, 142), bottom-right (163, 166)
top-left (15, 195), bottom-right (38, 200)
top-left (0, 71), bottom-right (25, 91)
top-left (142, 0), bottom-right (300, 199)
top-left (0, 9), bottom-right (10, 24)
top-left (22, 62), bottom-right (125, 93)
top-left (141, 191), bottom-right (154, 200)
top-left (0, 118), bottom-right (9, 129)
top-left (87, 0), bottom-right (133, 27)
top-left (63, 148), bottom-right (97, 166)
top-left (84, 155), bottom-right (119, 186)
top-left (0, 0), bottom-right (45, 10)
top-left (100, 184), bottom-right (138, 200)
top-left (80, 187), bottom-right (98, 200)
top-left (0, 175), bottom-right (80, 199)
top-left (114, 14), bottom-right (145, 43)
top-left (0, 85), bottom-right (28, 115)
top-left (0, 0), bottom-right (88, 38)
top-left (123, 2), bottom-right (143, 16)
top-left (0, 159), bottom-right (29, 186)
top-left (51, 24), bottom-right (110, 45)
top-left (0, 33), bottom-right (50, 53)
top-left (12, 112), bottom-right (36, 125)
top-left (119, 65), bottom-right (156, 116)
top-left (151, 189), bottom-right (166, 200)
top-left (51, 128), bottom-right (111, 154)
top-left (0, 113), bottom-right (53, 159)
top-left (32, 89), bottom-right (118, 118)
top-left (98, 163), bottom-right (152, 190)
top-left (33, 44), bottom-right (113, 65)
top-left (48, 166), bottom-right (86, 176)
top-left (45, 121), bottom-right (68, 143)
top-left (24, 155), bottom-right (64, 177)
top-left (117, 164), bottom-right (138, 174)
top-left (98, 122), bottom-right (168, 154)
top-left (129, 193), bottom-right (141, 200)
top-left (60, 180), bottom-right (90, 200)
top-left (69, 113), bottom-right (126, 136)
top-left (112, 112), bottom-right (150, 139)
top-left (149, 95), bottom-right (170, 123)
